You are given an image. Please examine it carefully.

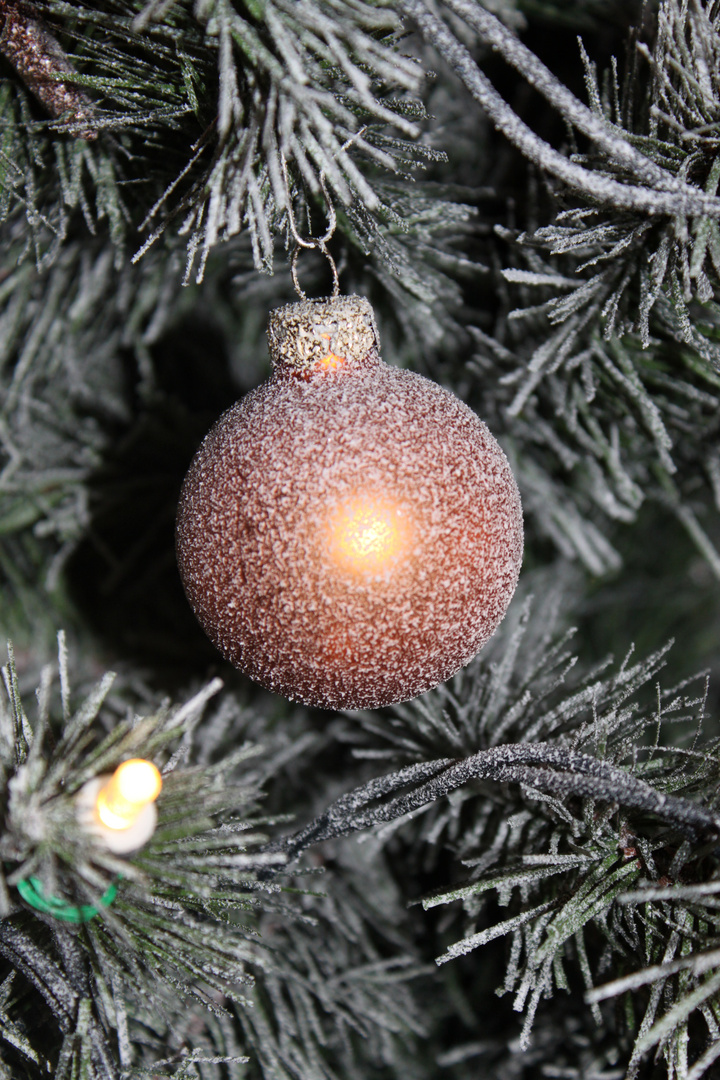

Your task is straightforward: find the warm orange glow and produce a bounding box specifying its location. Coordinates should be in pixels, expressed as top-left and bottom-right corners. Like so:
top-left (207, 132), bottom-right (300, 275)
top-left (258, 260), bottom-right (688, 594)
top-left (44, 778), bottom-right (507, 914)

top-left (317, 332), bottom-right (345, 371)
top-left (329, 496), bottom-right (411, 573)
top-left (96, 759), bottom-right (162, 831)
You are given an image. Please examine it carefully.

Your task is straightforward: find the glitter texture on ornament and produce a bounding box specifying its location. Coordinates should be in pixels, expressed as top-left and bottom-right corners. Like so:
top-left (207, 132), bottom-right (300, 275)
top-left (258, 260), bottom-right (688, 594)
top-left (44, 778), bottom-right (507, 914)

top-left (176, 295), bottom-right (523, 709)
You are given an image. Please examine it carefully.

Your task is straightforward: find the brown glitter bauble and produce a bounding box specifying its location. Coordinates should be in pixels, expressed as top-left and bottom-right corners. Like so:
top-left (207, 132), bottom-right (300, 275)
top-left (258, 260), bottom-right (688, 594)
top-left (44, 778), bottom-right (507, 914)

top-left (176, 295), bottom-right (523, 710)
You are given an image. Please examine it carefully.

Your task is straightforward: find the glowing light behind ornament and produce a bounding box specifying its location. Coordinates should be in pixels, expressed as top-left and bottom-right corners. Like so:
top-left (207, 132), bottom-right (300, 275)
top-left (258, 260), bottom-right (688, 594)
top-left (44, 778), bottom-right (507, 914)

top-left (317, 332), bottom-right (345, 371)
top-left (329, 496), bottom-right (411, 575)
top-left (96, 759), bottom-right (162, 831)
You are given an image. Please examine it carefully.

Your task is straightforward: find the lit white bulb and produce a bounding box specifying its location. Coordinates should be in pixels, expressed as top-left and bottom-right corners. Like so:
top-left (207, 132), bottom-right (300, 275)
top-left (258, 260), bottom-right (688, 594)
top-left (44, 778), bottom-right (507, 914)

top-left (77, 759), bottom-right (162, 854)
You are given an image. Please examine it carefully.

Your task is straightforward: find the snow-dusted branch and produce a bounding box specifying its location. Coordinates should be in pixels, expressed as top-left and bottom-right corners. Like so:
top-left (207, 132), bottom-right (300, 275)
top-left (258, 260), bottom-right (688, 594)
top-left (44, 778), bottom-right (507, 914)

top-left (279, 741), bottom-right (720, 861)
top-left (444, 0), bottom-right (699, 196)
top-left (399, 0), bottom-right (720, 219)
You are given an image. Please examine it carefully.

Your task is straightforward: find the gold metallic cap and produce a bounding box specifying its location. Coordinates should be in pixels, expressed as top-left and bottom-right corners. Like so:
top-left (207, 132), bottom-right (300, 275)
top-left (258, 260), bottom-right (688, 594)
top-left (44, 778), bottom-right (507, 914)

top-left (267, 295), bottom-right (379, 372)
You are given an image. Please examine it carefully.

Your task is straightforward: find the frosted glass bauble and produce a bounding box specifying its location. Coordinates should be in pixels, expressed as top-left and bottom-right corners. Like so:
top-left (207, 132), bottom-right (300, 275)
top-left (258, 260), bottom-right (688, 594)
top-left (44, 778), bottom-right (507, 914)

top-left (176, 295), bottom-right (523, 709)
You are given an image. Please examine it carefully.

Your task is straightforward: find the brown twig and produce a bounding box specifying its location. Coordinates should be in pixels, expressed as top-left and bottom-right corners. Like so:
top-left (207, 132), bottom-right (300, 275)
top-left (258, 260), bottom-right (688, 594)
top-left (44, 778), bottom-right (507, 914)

top-left (0, 0), bottom-right (96, 139)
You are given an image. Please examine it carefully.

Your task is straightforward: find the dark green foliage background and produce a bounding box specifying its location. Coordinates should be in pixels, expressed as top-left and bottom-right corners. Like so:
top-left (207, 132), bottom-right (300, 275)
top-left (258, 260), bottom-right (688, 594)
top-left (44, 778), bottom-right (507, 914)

top-left (2, 1), bottom-right (720, 1078)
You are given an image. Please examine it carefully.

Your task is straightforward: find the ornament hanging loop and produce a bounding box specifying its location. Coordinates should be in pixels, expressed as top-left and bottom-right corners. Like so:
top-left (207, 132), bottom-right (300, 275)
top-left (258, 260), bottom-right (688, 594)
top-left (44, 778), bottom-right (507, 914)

top-left (282, 156), bottom-right (340, 301)
top-left (290, 242), bottom-right (339, 301)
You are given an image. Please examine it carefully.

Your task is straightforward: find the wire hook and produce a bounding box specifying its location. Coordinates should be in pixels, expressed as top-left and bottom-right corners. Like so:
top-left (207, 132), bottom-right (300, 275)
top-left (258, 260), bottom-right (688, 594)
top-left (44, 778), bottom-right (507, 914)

top-left (282, 128), bottom-right (367, 300)
top-left (290, 241), bottom-right (339, 300)
top-left (283, 157), bottom-right (339, 299)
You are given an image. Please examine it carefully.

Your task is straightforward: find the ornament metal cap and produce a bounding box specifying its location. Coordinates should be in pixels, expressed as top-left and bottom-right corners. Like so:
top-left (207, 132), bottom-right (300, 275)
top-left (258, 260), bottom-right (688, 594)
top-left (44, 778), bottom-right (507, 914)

top-left (267, 295), bottom-right (379, 373)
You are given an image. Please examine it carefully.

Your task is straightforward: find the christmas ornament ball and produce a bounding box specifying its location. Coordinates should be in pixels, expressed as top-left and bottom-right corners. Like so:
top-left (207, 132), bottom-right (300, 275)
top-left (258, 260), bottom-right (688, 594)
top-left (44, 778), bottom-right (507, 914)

top-left (176, 295), bottom-right (523, 710)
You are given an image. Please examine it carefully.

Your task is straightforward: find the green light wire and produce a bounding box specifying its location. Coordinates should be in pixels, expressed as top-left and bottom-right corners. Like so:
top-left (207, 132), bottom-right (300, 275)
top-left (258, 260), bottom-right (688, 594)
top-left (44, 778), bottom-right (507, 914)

top-left (16, 876), bottom-right (120, 923)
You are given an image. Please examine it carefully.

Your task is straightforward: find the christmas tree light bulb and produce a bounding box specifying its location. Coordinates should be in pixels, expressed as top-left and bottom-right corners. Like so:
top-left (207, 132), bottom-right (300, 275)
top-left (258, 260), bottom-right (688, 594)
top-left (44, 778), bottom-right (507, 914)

top-left (77, 760), bottom-right (162, 853)
top-left (96, 760), bottom-right (162, 831)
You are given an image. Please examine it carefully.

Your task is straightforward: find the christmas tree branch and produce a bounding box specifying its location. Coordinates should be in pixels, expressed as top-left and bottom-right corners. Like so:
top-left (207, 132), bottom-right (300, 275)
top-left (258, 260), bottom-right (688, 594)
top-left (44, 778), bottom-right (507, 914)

top-left (0, 637), bottom-right (295, 1076)
top-left (322, 589), bottom-right (720, 1072)
top-left (399, 0), bottom-right (720, 218)
top-left (278, 741), bottom-right (720, 863)
top-left (442, 0), bottom-right (688, 194)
